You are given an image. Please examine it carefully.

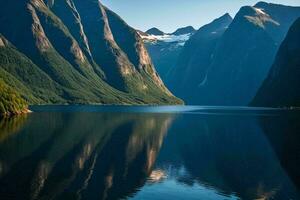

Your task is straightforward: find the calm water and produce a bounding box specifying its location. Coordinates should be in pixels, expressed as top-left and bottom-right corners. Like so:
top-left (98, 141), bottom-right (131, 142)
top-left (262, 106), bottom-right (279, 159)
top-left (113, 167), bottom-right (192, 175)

top-left (0, 106), bottom-right (299, 200)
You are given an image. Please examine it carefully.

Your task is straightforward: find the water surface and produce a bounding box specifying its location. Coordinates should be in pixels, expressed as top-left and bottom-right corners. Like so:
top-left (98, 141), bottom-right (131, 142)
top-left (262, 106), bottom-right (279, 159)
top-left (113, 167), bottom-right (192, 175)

top-left (0, 106), bottom-right (299, 200)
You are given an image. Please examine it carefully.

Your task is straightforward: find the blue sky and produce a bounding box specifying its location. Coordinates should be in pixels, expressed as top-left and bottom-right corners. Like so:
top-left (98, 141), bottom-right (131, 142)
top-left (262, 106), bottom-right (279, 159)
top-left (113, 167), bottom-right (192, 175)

top-left (102, 0), bottom-right (300, 32)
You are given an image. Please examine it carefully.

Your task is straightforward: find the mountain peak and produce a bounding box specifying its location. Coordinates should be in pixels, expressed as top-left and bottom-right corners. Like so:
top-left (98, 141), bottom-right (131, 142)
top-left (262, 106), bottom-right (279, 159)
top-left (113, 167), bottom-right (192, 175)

top-left (254, 1), bottom-right (269, 8)
top-left (146, 27), bottom-right (165, 36)
top-left (216, 13), bottom-right (233, 23)
top-left (222, 13), bottom-right (232, 19)
top-left (172, 26), bottom-right (196, 35)
top-left (200, 12), bottom-right (233, 32)
top-left (235, 5), bottom-right (279, 29)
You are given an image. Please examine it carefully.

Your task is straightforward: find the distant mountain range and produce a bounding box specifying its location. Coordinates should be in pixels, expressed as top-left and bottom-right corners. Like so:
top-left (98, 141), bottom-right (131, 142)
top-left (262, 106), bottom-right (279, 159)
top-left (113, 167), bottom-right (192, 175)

top-left (139, 26), bottom-right (196, 80)
top-left (165, 2), bottom-right (300, 106)
top-left (144, 26), bottom-right (196, 37)
top-left (252, 17), bottom-right (300, 107)
top-left (0, 0), bottom-right (181, 108)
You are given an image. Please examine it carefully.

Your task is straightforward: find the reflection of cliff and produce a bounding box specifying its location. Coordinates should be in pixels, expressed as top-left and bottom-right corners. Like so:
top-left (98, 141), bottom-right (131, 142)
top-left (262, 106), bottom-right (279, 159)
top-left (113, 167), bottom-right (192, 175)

top-left (0, 115), bottom-right (28, 144)
top-left (260, 114), bottom-right (300, 190)
top-left (158, 115), bottom-right (300, 200)
top-left (0, 112), bottom-right (173, 200)
top-left (125, 116), bottom-right (172, 171)
top-left (76, 114), bottom-right (172, 200)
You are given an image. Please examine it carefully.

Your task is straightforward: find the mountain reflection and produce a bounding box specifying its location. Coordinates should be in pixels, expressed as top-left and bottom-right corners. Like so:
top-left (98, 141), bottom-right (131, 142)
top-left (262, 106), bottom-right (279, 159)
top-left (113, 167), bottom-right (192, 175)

top-left (0, 109), bottom-right (299, 200)
top-left (260, 113), bottom-right (300, 191)
top-left (0, 112), bottom-right (174, 200)
top-left (0, 115), bottom-right (28, 144)
top-left (155, 113), bottom-right (300, 200)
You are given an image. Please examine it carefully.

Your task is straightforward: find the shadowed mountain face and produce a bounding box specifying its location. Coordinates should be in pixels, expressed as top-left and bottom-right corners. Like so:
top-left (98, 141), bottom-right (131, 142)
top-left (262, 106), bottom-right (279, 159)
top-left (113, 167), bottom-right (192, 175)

top-left (144, 42), bottom-right (183, 82)
top-left (167, 13), bottom-right (232, 99)
top-left (0, 0), bottom-right (181, 105)
top-left (166, 2), bottom-right (300, 106)
top-left (252, 17), bottom-right (300, 107)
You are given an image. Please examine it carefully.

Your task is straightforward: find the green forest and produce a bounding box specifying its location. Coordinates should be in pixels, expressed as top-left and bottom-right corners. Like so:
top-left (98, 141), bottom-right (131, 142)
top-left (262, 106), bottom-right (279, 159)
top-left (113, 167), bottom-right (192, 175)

top-left (0, 79), bottom-right (27, 115)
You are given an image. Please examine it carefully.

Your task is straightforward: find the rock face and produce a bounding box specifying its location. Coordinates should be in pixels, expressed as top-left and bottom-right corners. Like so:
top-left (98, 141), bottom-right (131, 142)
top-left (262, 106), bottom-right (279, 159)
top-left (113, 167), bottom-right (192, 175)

top-left (252, 17), bottom-right (300, 107)
top-left (166, 2), bottom-right (300, 106)
top-left (0, 0), bottom-right (181, 105)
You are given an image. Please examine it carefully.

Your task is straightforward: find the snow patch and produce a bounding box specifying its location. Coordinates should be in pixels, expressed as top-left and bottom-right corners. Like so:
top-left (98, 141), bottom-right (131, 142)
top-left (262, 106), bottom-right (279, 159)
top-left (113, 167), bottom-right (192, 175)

top-left (254, 8), bottom-right (266, 15)
top-left (140, 33), bottom-right (192, 44)
top-left (177, 42), bottom-right (186, 47)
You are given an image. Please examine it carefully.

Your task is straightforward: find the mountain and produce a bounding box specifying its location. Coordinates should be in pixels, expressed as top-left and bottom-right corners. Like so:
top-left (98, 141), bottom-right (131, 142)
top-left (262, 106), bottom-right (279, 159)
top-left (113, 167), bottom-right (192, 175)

top-left (252, 17), bottom-right (300, 107)
top-left (146, 27), bottom-right (165, 36)
top-left (167, 13), bottom-right (232, 100)
top-left (140, 26), bottom-right (195, 81)
top-left (172, 26), bottom-right (196, 35)
top-left (0, 79), bottom-right (28, 115)
top-left (0, 0), bottom-right (181, 105)
top-left (167, 2), bottom-right (300, 105)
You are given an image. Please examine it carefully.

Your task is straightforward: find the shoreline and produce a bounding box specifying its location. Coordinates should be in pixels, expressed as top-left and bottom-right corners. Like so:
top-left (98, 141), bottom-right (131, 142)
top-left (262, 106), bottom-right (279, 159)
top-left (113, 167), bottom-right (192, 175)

top-left (0, 108), bottom-right (32, 117)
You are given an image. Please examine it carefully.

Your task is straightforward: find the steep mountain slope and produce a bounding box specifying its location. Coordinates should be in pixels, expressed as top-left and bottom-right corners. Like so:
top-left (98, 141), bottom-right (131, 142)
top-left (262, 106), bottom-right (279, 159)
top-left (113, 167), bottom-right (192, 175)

top-left (0, 0), bottom-right (181, 105)
top-left (167, 2), bottom-right (300, 105)
top-left (141, 26), bottom-right (195, 80)
top-left (0, 34), bottom-right (65, 104)
top-left (0, 79), bottom-right (28, 115)
top-left (167, 13), bottom-right (232, 100)
top-left (252, 17), bottom-right (300, 107)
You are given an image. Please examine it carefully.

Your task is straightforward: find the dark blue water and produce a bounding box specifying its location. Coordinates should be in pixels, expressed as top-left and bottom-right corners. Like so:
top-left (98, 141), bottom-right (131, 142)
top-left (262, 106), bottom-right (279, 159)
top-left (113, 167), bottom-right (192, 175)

top-left (0, 106), bottom-right (299, 200)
